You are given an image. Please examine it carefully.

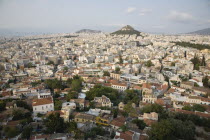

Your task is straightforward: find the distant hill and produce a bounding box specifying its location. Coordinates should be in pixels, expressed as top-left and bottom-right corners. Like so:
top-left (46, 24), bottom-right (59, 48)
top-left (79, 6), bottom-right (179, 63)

top-left (75, 29), bottom-right (101, 34)
top-left (111, 25), bottom-right (141, 36)
top-left (187, 28), bottom-right (210, 35)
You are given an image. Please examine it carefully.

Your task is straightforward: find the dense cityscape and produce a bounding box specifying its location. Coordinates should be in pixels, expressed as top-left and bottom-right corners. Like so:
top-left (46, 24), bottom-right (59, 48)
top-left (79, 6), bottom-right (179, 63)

top-left (0, 0), bottom-right (210, 140)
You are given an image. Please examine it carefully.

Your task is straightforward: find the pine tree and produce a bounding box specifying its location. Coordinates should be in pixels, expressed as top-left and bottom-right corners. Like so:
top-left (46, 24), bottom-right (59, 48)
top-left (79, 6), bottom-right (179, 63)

top-left (119, 55), bottom-right (123, 64)
top-left (201, 55), bottom-right (206, 66)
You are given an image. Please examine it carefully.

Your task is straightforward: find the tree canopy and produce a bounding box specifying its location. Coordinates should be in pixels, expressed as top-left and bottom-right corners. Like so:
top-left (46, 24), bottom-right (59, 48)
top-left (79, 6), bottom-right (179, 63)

top-left (149, 119), bottom-right (195, 140)
top-left (44, 112), bottom-right (65, 133)
top-left (86, 84), bottom-right (120, 105)
top-left (141, 104), bottom-right (164, 114)
top-left (173, 41), bottom-right (210, 50)
top-left (183, 104), bottom-right (206, 112)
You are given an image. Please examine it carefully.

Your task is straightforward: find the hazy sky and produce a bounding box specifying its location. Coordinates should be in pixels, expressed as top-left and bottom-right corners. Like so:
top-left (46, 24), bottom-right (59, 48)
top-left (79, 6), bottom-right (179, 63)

top-left (0, 0), bottom-right (210, 34)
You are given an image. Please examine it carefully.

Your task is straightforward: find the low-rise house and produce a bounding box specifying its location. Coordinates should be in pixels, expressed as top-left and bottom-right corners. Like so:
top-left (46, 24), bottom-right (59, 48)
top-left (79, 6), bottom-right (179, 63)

top-left (142, 83), bottom-right (153, 94)
top-left (142, 93), bottom-right (157, 104)
top-left (6, 101), bottom-right (17, 109)
top-left (61, 102), bottom-right (76, 122)
top-left (70, 98), bottom-right (89, 109)
top-left (111, 82), bottom-right (128, 92)
top-left (38, 89), bottom-right (51, 98)
top-left (95, 113), bottom-right (113, 126)
top-left (142, 112), bottom-right (158, 121)
top-left (93, 95), bottom-right (113, 107)
top-left (74, 113), bottom-right (95, 123)
top-left (114, 131), bottom-right (141, 140)
top-left (201, 97), bottom-right (210, 105)
top-left (110, 116), bottom-right (126, 130)
top-left (110, 73), bottom-right (121, 80)
top-left (139, 112), bottom-right (158, 126)
top-left (186, 96), bottom-right (201, 104)
top-left (192, 87), bottom-right (210, 95)
top-left (32, 96), bottom-right (54, 114)
top-left (180, 81), bottom-right (194, 89)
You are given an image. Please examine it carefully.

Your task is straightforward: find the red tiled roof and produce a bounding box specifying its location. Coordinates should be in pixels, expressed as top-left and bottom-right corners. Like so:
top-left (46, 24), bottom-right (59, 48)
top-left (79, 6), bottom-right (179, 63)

top-left (111, 116), bottom-right (126, 127)
top-left (171, 108), bottom-right (210, 118)
top-left (32, 97), bottom-right (53, 106)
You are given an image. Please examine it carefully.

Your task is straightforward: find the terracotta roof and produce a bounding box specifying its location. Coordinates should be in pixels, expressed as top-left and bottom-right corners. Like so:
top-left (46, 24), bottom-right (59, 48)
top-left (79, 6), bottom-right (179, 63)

top-left (46, 110), bottom-right (64, 116)
top-left (142, 83), bottom-right (151, 89)
top-left (32, 97), bottom-right (53, 106)
top-left (111, 116), bottom-right (126, 127)
top-left (200, 97), bottom-right (210, 102)
top-left (114, 131), bottom-right (134, 140)
top-left (171, 108), bottom-right (210, 118)
top-left (75, 113), bottom-right (95, 120)
top-left (193, 87), bottom-right (210, 93)
top-left (143, 119), bottom-right (157, 126)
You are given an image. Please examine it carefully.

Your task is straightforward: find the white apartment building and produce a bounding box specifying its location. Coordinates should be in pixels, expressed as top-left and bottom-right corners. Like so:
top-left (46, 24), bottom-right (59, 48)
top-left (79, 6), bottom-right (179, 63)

top-left (32, 96), bottom-right (54, 114)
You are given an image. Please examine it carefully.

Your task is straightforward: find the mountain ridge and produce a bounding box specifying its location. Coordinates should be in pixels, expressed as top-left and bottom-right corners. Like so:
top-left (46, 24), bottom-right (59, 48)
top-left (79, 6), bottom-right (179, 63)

top-left (187, 28), bottom-right (210, 35)
top-left (111, 25), bottom-right (141, 36)
top-left (75, 29), bottom-right (101, 34)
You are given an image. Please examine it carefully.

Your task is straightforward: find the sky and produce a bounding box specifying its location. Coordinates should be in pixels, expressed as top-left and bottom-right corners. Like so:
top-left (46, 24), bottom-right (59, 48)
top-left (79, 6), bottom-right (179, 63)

top-left (0, 0), bottom-right (210, 34)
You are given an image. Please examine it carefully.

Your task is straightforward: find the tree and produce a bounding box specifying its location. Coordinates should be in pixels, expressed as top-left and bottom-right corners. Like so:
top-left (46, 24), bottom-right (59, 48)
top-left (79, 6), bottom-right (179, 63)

top-left (64, 66), bottom-right (68, 71)
top-left (145, 60), bottom-right (154, 67)
top-left (184, 51), bottom-right (187, 58)
top-left (191, 54), bottom-right (201, 70)
top-left (171, 62), bottom-right (175, 66)
top-left (194, 82), bottom-right (199, 87)
top-left (71, 79), bottom-right (82, 92)
top-left (16, 100), bottom-right (32, 110)
top-left (47, 61), bottom-right (54, 65)
top-left (27, 62), bottom-right (33, 68)
top-left (86, 84), bottom-right (120, 106)
top-left (66, 121), bottom-right (77, 132)
top-left (112, 108), bottom-right (119, 118)
top-left (44, 112), bottom-right (65, 133)
top-left (12, 109), bottom-right (25, 120)
top-left (3, 126), bottom-right (19, 138)
top-left (124, 90), bottom-right (140, 105)
top-left (103, 71), bottom-right (110, 76)
top-left (0, 101), bottom-right (6, 112)
top-left (192, 104), bottom-right (206, 112)
top-left (115, 67), bottom-right (120, 74)
top-left (54, 100), bottom-right (62, 110)
top-left (149, 120), bottom-right (174, 140)
top-left (97, 64), bottom-right (101, 68)
top-left (201, 55), bottom-right (206, 66)
top-left (141, 104), bottom-right (163, 114)
top-left (182, 105), bottom-right (192, 111)
top-left (123, 101), bottom-right (138, 117)
top-left (85, 126), bottom-right (105, 139)
top-left (31, 81), bottom-right (42, 87)
top-left (173, 41), bottom-right (210, 50)
top-left (202, 76), bottom-right (209, 88)
top-left (132, 119), bottom-right (146, 130)
top-left (168, 119), bottom-right (195, 140)
top-left (119, 55), bottom-right (123, 64)
top-left (21, 126), bottom-right (33, 139)
top-left (66, 91), bottom-right (78, 101)
top-left (189, 73), bottom-right (192, 79)
top-left (120, 125), bottom-right (128, 132)
top-left (66, 78), bottom-right (73, 86)
top-left (45, 79), bottom-right (63, 90)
